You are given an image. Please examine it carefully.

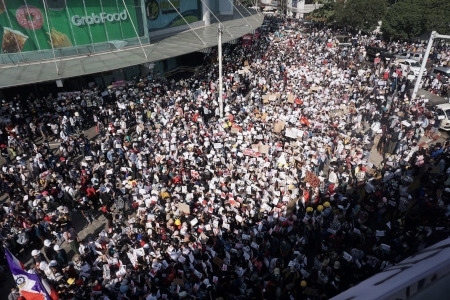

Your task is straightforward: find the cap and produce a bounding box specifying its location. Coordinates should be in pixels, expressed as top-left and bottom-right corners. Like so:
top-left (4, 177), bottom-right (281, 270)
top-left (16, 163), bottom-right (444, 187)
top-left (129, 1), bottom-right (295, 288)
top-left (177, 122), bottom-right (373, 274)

top-left (67, 278), bottom-right (76, 285)
top-left (31, 249), bottom-right (40, 256)
top-left (323, 201), bottom-right (331, 208)
top-left (53, 245), bottom-right (61, 251)
top-left (44, 239), bottom-right (51, 247)
top-left (306, 207), bottom-right (313, 213)
top-left (317, 205), bottom-right (324, 212)
top-left (300, 280), bottom-right (307, 288)
top-left (174, 219), bottom-right (181, 226)
top-left (49, 260), bottom-right (58, 267)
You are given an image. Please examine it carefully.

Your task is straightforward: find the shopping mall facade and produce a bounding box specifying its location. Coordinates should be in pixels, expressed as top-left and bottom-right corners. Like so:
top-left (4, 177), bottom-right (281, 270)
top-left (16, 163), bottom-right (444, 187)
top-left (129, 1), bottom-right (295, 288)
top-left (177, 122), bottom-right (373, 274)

top-left (0, 0), bottom-right (264, 91)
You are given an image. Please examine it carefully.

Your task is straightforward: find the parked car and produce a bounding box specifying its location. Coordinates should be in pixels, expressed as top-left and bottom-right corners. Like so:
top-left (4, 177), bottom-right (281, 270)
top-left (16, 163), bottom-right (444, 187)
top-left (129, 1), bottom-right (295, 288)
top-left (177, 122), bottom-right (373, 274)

top-left (436, 103), bottom-right (450, 131)
top-left (394, 52), bottom-right (424, 62)
top-left (395, 59), bottom-right (424, 77)
top-left (365, 46), bottom-right (396, 61)
top-left (428, 67), bottom-right (450, 83)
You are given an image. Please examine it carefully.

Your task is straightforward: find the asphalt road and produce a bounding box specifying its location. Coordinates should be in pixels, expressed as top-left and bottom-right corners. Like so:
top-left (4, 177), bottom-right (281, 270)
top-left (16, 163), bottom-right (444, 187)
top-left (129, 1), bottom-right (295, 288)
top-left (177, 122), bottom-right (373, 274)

top-left (414, 88), bottom-right (449, 105)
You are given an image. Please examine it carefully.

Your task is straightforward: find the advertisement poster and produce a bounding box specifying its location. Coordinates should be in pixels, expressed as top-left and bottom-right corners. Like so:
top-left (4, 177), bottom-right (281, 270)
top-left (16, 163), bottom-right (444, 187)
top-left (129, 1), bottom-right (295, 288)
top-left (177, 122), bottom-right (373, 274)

top-left (0, 0), bottom-right (143, 53)
top-left (145, 0), bottom-right (201, 32)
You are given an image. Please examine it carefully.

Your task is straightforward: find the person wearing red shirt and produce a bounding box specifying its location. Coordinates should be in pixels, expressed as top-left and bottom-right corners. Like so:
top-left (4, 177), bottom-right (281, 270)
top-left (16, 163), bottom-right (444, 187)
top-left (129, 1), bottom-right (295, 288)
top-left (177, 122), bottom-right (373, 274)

top-left (85, 184), bottom-right (98, 208)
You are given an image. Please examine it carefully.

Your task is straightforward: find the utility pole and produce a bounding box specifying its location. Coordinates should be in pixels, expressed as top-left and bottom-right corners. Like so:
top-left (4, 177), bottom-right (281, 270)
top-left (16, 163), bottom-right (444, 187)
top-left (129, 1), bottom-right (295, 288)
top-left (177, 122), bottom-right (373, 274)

top-left (412, 31), bottom-right (450, 99)
top-left (218, 25), bottom-right (224, 118)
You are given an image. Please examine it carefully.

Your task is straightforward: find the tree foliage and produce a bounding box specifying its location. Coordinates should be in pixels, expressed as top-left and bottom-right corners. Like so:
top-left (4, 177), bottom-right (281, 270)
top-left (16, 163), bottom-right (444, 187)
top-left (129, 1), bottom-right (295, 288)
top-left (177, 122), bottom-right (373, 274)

top-left (381, 0), bottom-right (426, 40)
top-left (305, 0), bottom-right (450, 40)
top-left (424, 0), bottom-right (450, 35)
top-left (306, 2), bottom-right (341, 23)
top-left (334, 0), bottom-right (388, 32)
top-left (382, 0), bottom-right (450, 40)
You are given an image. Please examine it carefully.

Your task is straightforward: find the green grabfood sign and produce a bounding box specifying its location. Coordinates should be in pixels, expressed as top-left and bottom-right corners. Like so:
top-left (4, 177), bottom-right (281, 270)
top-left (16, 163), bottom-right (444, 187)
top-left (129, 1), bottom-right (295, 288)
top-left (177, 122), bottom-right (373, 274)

top-left (0, 0), bottom-right (142, 54)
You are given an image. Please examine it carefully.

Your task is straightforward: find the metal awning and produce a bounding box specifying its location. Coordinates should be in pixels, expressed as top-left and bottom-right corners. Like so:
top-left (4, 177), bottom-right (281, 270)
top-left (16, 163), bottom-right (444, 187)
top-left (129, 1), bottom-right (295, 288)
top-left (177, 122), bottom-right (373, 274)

top-left (0, 11), bottom-right (264, 89)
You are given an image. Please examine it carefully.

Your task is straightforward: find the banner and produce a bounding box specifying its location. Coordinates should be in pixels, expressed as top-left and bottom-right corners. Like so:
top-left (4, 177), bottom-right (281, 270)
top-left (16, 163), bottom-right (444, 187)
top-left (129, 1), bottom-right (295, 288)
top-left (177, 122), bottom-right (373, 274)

top-left (305, 171), bottom-right (320, 188)
top-left (5, 248), bottom-right (58, 300)
top-left (146, 0), bottom-right (201, 32)
top-left (0, 0), bottom-right (142, 54)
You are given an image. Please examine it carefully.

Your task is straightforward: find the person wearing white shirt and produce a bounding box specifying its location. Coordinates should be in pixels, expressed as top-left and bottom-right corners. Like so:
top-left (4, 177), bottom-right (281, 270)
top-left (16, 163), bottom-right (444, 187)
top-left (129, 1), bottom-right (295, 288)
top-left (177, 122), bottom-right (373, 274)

top-left (328, 167), bottom-right (339, 188)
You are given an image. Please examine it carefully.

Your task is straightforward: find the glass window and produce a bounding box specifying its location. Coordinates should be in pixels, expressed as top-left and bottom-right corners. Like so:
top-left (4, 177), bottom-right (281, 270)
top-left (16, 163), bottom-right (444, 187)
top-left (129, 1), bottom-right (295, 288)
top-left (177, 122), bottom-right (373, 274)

top-left (146, 0), bottom-right (201, 33)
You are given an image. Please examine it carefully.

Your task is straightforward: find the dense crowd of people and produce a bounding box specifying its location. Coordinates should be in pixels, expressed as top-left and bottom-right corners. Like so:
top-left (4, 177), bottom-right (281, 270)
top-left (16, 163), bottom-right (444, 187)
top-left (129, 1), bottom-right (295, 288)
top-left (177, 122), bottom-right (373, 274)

top-left (1, 16), bottom-right (450, 300)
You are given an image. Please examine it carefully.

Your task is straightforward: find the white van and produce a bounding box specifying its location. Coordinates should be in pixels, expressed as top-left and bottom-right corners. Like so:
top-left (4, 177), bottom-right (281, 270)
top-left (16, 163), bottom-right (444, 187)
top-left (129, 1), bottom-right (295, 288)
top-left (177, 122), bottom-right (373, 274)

top-left (395, 52), bottom-right (424, 62)
top-left (436, 103), bottom-right (450, 131)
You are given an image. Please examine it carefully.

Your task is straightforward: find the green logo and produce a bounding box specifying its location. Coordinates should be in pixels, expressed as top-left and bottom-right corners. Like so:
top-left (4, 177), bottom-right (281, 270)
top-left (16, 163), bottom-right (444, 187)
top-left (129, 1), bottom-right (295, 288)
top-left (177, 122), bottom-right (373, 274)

top-left (146, 0), bottom-right (159, 20)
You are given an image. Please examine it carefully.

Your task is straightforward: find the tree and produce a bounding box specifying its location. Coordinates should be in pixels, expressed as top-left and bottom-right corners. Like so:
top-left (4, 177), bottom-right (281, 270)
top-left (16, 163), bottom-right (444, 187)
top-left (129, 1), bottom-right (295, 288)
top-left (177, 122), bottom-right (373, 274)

top-left (381, 0), bottom-right (427, 40)
top-left (335, 0), bottom-right (388, 32)
top-left (307, 2), bottom-right (342, 23)
top-left (381, 0), bottom-right (450, 40)
top-left (425, 0), bottom-right (450, 35)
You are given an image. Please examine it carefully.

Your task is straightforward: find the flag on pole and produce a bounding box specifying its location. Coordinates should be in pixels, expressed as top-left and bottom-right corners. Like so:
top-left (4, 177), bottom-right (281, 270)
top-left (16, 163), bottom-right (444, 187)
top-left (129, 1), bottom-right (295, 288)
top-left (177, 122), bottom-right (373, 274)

top-left (5, 248), bottom-right (59, 300)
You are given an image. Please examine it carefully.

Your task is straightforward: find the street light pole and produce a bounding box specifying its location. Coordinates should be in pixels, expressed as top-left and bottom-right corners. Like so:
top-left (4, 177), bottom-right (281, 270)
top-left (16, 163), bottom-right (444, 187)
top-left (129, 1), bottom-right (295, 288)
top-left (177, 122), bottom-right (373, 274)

top-left (412, 31), bottom-right (450, 100)
top-left (218, 25), bottom-right (224, 118)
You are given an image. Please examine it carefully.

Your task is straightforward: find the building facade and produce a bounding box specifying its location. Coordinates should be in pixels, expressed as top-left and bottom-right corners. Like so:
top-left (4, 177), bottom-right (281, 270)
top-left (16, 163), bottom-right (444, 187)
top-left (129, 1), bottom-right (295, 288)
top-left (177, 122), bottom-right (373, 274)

top-left (260, 0), bottom-right (322, 18)
top-left (0, 0), bottom-right (262, 89)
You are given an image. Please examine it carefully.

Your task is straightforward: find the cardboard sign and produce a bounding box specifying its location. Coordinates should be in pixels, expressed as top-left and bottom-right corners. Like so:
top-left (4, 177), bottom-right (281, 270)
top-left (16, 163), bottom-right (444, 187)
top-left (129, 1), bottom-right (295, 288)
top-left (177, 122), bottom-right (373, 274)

top-left (259, 144), bottom-right (269, 154)
top-left (179, 203), bottom-right (190, 214)
top-left (273, 121), bottom-right (286, 133)
top-left (305, 170), bottom-right (320, 188)
top-left (173, 278), bottom-right (184, 286)
top-left (269, 94), bottom-right (278, 101)
top-left (213, 256), bottom-right (224, 267)
top-left (287, 94), bottom-right (294, 103)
